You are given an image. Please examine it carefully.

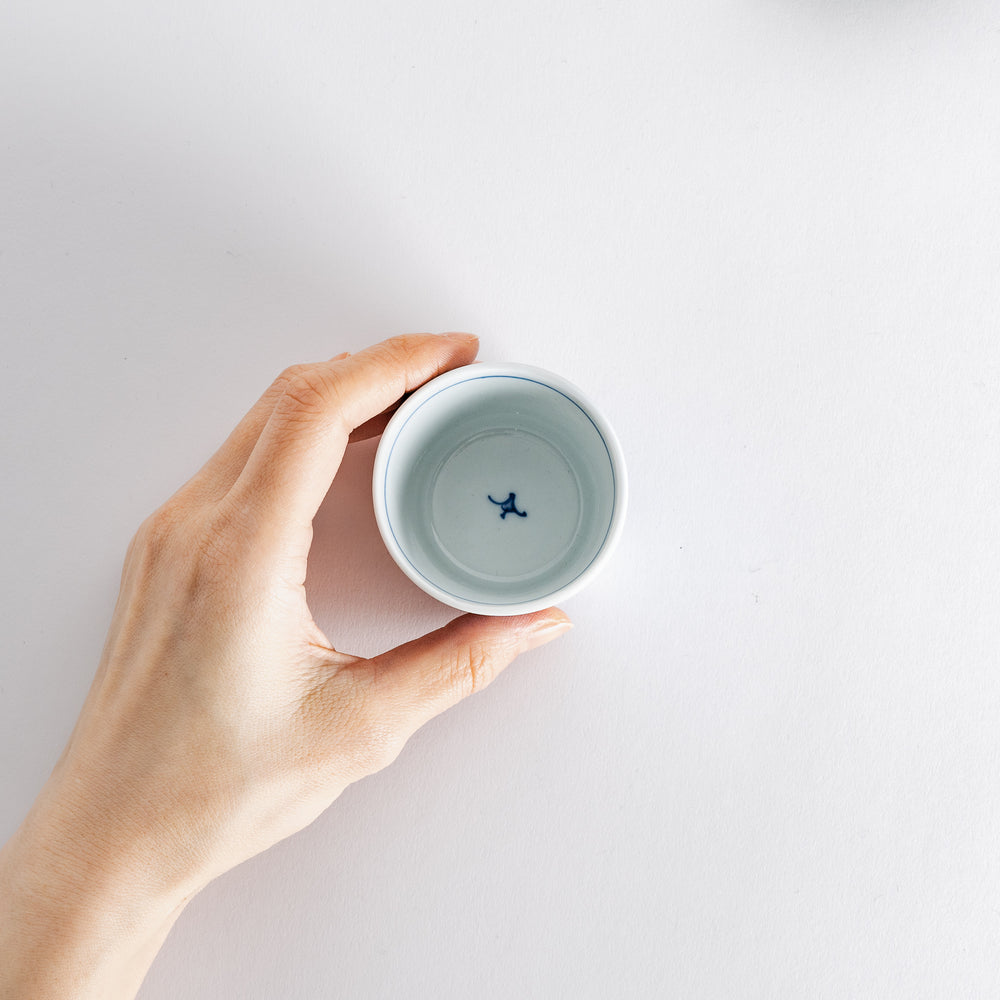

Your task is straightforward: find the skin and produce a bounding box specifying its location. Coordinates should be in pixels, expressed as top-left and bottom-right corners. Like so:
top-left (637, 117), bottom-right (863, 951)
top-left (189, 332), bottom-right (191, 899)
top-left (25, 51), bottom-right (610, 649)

top-left (0, 333), bottom-right (571, 999)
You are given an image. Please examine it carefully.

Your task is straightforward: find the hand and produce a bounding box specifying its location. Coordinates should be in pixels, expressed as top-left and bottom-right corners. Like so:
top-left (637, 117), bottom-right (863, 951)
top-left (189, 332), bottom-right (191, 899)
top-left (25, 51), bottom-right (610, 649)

top-left (0, 333), bottom-right (572, 999)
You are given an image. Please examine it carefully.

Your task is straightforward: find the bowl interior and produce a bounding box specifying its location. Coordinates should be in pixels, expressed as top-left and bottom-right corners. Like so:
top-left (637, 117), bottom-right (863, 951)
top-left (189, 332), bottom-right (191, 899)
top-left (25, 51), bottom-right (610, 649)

top-left (379, 372), bottom-right (618, 609)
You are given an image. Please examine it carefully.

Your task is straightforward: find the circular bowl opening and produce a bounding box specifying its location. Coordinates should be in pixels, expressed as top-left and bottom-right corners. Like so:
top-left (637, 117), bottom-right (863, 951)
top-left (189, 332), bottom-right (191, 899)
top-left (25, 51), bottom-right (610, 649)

top-left (373, 364), bottom-right (627, 615)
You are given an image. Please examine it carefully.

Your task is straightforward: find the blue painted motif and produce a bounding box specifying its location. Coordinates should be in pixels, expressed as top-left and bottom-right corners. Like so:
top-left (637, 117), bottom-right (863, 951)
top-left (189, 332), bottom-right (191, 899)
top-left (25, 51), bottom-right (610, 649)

top-left (488, 492), bottom-right (528, 519)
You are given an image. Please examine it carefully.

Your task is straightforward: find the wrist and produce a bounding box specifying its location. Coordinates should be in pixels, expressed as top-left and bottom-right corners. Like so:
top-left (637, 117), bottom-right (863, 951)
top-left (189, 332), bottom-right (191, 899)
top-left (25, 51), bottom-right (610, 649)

top-left (0, 783), bottom-right (197, 1000)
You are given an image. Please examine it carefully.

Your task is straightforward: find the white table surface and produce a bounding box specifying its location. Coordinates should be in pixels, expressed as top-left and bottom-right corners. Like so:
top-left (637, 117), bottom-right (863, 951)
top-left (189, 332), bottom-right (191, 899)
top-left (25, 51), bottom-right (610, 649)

top-left (3, 2), bottom-right (999, 997)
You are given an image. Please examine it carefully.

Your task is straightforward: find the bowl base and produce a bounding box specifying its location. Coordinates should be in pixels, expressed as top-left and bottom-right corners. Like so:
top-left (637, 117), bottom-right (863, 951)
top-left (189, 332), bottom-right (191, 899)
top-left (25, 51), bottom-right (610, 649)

top-left (428, 428), bottom-right (583, 584)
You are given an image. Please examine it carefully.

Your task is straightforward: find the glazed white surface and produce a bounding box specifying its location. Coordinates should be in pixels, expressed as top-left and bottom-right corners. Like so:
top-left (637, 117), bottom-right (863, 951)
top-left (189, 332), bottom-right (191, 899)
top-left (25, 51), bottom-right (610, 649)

top-left (2, 2), bottom-right (999, 997)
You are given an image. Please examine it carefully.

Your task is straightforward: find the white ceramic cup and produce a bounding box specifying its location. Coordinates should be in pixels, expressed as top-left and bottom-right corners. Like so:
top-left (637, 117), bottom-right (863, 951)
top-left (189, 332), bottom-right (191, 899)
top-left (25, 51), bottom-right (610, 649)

top-left (372, 363), bottom-right (627, 616)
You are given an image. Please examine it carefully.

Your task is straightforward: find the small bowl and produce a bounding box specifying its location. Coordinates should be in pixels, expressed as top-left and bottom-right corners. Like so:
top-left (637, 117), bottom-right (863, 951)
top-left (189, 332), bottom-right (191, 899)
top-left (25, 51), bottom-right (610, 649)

top-left (372, 363), bottom-right (627, 616)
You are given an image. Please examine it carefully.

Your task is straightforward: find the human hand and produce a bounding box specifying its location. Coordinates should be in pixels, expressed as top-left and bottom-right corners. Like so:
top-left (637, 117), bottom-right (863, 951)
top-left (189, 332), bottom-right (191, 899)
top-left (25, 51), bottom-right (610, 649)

top-left (0, 333), bottom-right (571, 999)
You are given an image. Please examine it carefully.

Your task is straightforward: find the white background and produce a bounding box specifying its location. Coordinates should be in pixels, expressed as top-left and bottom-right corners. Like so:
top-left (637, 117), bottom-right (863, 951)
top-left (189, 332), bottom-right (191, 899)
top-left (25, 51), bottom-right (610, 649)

top-left (2, 2), bottom-right (999, 997)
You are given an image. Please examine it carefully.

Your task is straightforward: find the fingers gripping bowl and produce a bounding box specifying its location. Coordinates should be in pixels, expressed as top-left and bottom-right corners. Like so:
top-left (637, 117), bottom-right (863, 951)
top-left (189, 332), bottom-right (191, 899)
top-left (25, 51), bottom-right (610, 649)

top-left (372, 364), bottom-right (627, 615)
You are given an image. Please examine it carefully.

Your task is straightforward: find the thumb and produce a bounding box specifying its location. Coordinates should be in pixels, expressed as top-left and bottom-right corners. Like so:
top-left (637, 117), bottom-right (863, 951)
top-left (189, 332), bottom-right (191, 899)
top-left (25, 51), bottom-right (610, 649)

top-left (369, 609), bottom-right (572, 734)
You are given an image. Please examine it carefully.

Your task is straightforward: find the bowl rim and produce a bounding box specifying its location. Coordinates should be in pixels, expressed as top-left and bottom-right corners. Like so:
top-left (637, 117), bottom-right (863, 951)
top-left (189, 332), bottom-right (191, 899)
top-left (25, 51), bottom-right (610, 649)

top-left (372, 362), bottom-right (628, 616)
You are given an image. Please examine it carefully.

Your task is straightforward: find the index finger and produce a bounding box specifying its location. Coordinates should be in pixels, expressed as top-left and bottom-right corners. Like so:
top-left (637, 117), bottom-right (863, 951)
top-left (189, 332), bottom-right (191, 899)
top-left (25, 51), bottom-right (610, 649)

top-left (226, 333), bottom-right (479, 538)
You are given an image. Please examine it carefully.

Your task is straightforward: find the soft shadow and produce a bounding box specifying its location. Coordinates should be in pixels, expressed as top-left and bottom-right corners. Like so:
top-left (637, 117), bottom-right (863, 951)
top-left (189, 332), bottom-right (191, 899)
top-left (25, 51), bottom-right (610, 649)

top-left (305, 437), bottom-right (454, 659)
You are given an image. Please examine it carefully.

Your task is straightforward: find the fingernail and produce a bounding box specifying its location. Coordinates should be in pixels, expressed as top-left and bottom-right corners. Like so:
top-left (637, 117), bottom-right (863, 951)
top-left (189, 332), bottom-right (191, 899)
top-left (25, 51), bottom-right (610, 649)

top-left (443, 332), bottom-right (479, 346)
top-left (331, 351), bottom-right (351, 361)
top-left (519, 616), bottom-right (573, 653)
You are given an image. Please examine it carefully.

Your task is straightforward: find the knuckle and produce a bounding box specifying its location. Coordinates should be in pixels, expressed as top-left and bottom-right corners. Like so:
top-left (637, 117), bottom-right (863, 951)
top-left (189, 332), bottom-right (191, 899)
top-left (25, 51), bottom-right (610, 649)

top-left (381, 334), bottom-right (432, 383)
top-left (273, 362), bottom-right (312, 390)
top-left (454, 641), bottom-right (496, 698)
top-left (129, 498), bottom-right (240, 590)
top-left (135, 502), bottom-right (185, 559)
top-left (278, 366), bottom-right (341, 416)
top-left (383, 334), bottom-right (424, 367)
top-left (358, 336), bottom-right (418, 386)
